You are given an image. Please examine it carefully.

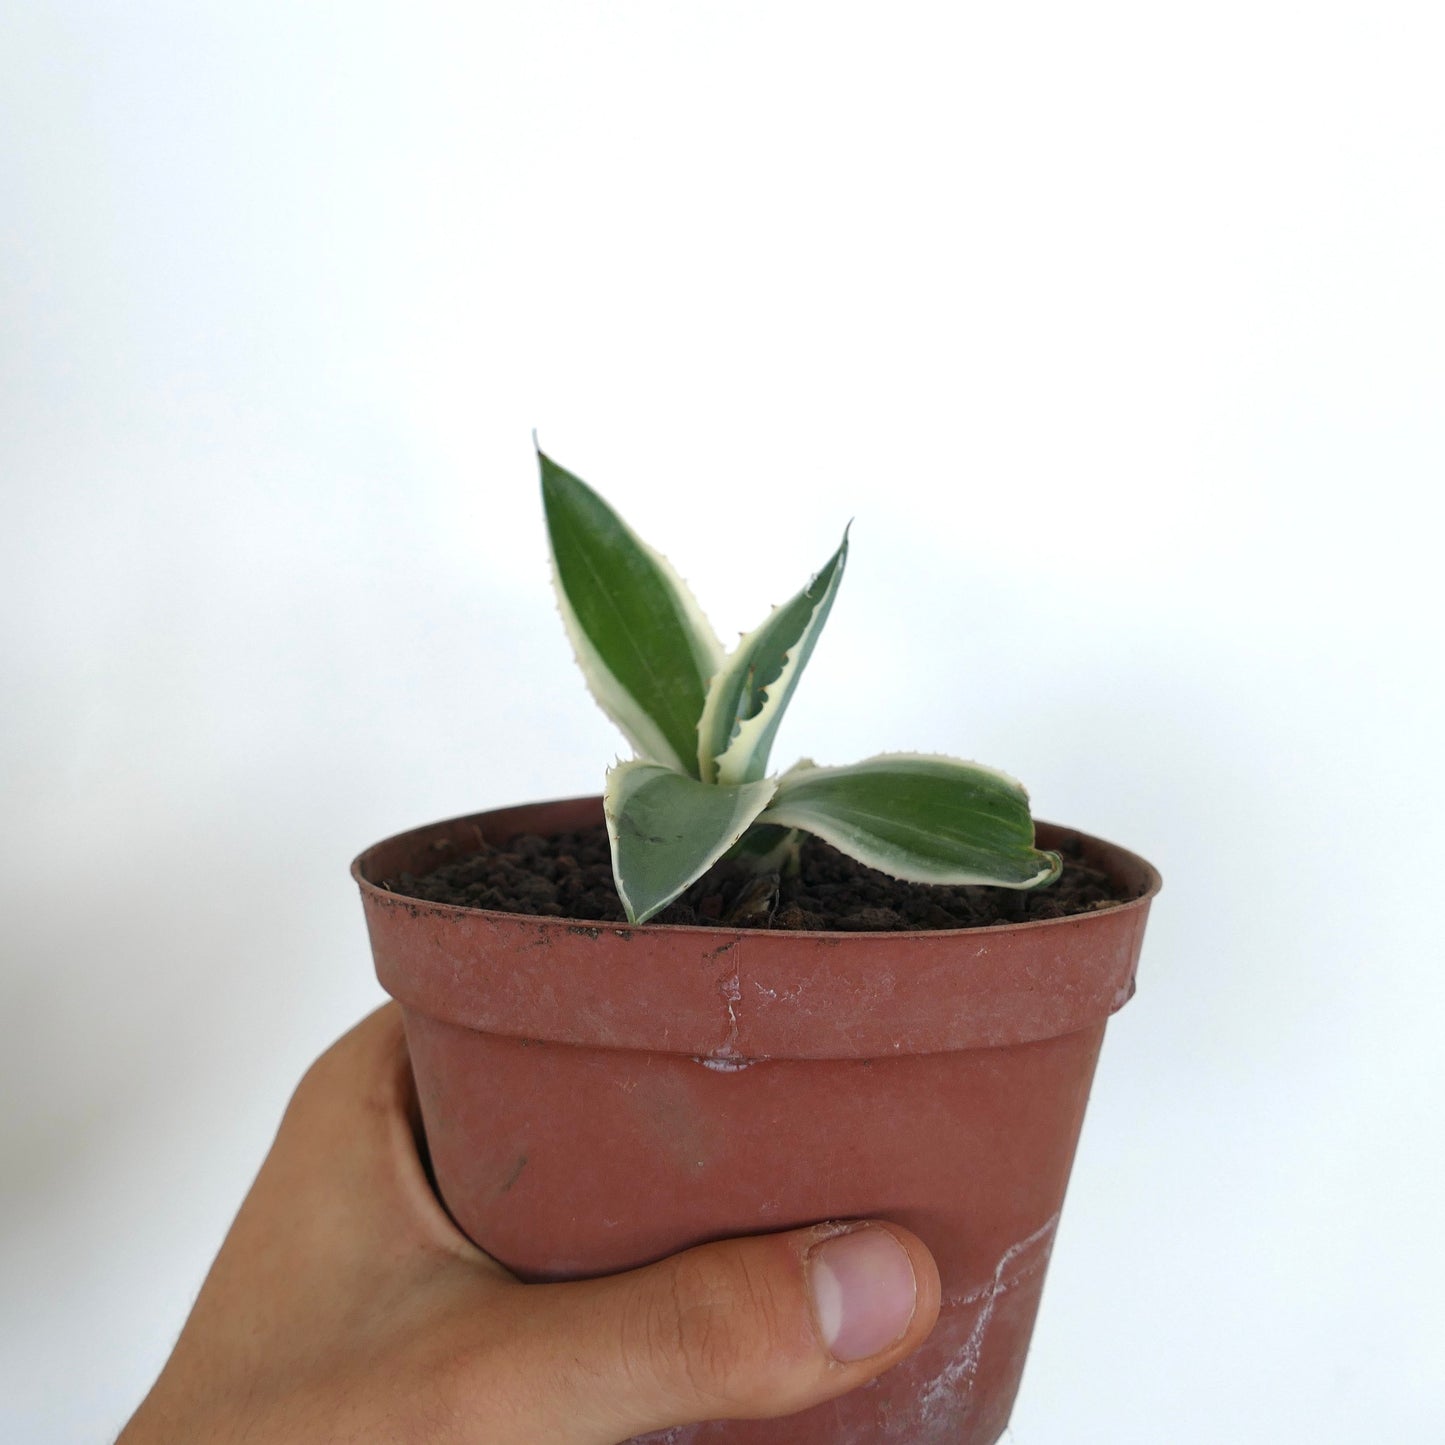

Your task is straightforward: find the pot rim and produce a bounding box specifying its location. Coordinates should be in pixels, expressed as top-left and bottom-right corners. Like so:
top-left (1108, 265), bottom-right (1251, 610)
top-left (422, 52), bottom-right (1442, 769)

top-left (353, 796), bottom-right (1161, 1058)
top-left (351, 795), bottom-right (1161, 940)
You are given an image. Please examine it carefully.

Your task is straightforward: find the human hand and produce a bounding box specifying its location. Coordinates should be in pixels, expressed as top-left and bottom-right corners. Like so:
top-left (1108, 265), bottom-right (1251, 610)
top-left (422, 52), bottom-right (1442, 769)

top-left (118, 1005), bottom-right (941, 1444)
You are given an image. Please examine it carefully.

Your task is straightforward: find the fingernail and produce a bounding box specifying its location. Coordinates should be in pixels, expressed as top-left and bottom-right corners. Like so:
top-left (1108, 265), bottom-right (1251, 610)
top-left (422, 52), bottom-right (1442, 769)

top-left (806, 1227), bottom-right (918, 1363)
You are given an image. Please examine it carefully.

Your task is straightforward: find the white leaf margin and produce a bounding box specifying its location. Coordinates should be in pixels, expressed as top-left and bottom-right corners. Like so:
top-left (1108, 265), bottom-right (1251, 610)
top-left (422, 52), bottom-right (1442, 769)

top-left (764, 751), bottom-right (1062, 888)
top-left (548, 540), bottom-right (724, 776)
top-left (603, 760), bottom-right (779, 923)
top-left (697, 531), bottom-right (848, 786)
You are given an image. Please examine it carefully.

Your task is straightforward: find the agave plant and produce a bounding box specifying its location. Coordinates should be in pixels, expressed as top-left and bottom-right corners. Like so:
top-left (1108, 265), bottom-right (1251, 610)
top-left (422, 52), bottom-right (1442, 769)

top-left (539, 448), bottom-right (1062, 924)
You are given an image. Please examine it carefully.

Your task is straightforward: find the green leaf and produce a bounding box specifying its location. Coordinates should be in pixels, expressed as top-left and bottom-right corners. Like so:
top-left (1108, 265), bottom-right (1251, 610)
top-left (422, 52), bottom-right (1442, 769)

top-left (604, 761), bottom-right (778, 924)
top-left (724, 822), bottom-right (805, 875)
top-left (540, 449), bottom-right (723, 777)
top-left (697, 530), bottom-right (848, 785)
top-left (764, 752), bottom-right (1062, 888)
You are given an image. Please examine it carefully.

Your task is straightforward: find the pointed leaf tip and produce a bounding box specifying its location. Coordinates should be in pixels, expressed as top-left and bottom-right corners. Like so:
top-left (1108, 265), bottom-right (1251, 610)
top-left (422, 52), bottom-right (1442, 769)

top-left (540, 452), bottom-right (723, 775)
top-left (697, 529), bottom-right (848, 785)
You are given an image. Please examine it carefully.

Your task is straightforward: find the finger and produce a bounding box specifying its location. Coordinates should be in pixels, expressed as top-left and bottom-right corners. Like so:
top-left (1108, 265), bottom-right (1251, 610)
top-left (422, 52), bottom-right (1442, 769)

top-left (250, 1004), bottom-right (502, 1273)
top-left (493, 1219), bottom-right (941, 1443)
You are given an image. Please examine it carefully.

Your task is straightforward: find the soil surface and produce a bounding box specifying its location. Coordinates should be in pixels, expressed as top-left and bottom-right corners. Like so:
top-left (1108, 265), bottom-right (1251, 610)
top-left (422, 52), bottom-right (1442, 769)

top-left (384, 823), bottom-right (1130, 932)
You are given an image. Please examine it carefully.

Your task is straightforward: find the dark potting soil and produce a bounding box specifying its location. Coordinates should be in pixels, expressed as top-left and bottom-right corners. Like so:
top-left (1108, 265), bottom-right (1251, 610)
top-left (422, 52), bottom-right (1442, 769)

top-left (384, 824), bottom-right (1129, 932)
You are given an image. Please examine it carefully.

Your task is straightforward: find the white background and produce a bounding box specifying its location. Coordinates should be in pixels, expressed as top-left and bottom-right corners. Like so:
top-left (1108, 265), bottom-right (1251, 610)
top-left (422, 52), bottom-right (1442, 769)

top-left (3, 3), bottom-right (1442, 1440)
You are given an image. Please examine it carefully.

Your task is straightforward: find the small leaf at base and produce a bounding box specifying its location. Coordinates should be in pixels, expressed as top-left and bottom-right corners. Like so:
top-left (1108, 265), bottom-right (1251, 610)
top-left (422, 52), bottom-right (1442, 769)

top-left (604, 762), bottom-right (779, 923)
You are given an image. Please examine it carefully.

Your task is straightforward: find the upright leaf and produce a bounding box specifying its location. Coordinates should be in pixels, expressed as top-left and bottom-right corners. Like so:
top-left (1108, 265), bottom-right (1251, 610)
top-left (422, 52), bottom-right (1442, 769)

top-left (765, 752), bottom-right (1062, 888)
top-left (540, 450), bottom-right (723, 776)
top-left (604, 761), bottom-right (779, 924)
top-left (697, 530), bottom-right (848, 785)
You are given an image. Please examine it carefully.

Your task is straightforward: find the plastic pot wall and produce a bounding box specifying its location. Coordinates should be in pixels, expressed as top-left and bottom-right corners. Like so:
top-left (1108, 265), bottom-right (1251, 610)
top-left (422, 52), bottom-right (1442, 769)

top-left (354, 796), bottom-right (1160, 1445)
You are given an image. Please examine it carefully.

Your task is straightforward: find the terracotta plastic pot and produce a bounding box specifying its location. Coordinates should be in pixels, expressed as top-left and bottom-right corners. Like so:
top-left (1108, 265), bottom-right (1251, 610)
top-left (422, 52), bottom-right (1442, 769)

top-left (354, 796), bottom-right (1160, 1445)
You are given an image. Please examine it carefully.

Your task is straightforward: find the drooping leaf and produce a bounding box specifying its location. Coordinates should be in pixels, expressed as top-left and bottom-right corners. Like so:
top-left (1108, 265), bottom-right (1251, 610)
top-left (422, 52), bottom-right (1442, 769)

top-left (541, 449), bottom-right (723, 776)
top-left (697, 530), bottom-right (848, 785)
top-left (604, 761), bottom-right (778, 924)
top-left (764, 752), bottom-right (1062, 888)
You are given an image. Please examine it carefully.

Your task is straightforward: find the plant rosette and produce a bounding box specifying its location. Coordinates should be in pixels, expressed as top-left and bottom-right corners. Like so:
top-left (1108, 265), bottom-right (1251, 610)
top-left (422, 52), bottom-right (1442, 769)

top-left (353, 451), bottom-right (1161, 1445)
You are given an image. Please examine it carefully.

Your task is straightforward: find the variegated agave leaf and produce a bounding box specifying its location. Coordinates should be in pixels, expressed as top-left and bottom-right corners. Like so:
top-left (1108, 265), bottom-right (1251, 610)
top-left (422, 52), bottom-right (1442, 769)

top-left (697, 530), bottom-right (848, 785)
top-left (604, 761), bottom-right (778, 923)
top-left (765, 752), bottom-right (1062, 888)
top-left (540, 450), bottom-right (723, 776)
top-left (723, 821), bottom-right (805, 875)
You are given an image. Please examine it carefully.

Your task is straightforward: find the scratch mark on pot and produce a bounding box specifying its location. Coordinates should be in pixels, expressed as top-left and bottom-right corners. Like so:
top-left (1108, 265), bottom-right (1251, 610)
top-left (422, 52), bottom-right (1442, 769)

top-left (916, 1213), bottom-right (1060, 1425)
top-left (707, 940), bottom-right (737, 958)
top-left (497, 1153), bottom-right (528, 1195)
top-left (750, 980), bottom-right (803, 1003)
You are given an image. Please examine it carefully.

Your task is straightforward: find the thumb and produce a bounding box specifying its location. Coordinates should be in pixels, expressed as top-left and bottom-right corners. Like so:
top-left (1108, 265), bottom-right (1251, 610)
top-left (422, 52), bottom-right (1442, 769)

top-left (517, 1220), bottom-right (941, 1443)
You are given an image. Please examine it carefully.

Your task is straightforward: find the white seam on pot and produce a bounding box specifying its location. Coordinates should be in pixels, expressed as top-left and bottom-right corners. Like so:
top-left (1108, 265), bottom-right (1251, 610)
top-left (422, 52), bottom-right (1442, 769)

top-left (694, 1054), bottom-right (753, 1071)
top-left (685, 964), bottom-right (796, 1069)
top-left (915, 1213), bottom-right (1061, 1426)
top-left (693, 966), bottom-right (749, 1069)
top-left (942, 1225), bottom-right (1057, 1308)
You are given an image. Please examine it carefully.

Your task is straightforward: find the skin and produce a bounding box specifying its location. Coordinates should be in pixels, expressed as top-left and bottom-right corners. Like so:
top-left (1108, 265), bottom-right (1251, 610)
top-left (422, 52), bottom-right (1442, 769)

top-left (118, 1005), bottom-right (941, 1445)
